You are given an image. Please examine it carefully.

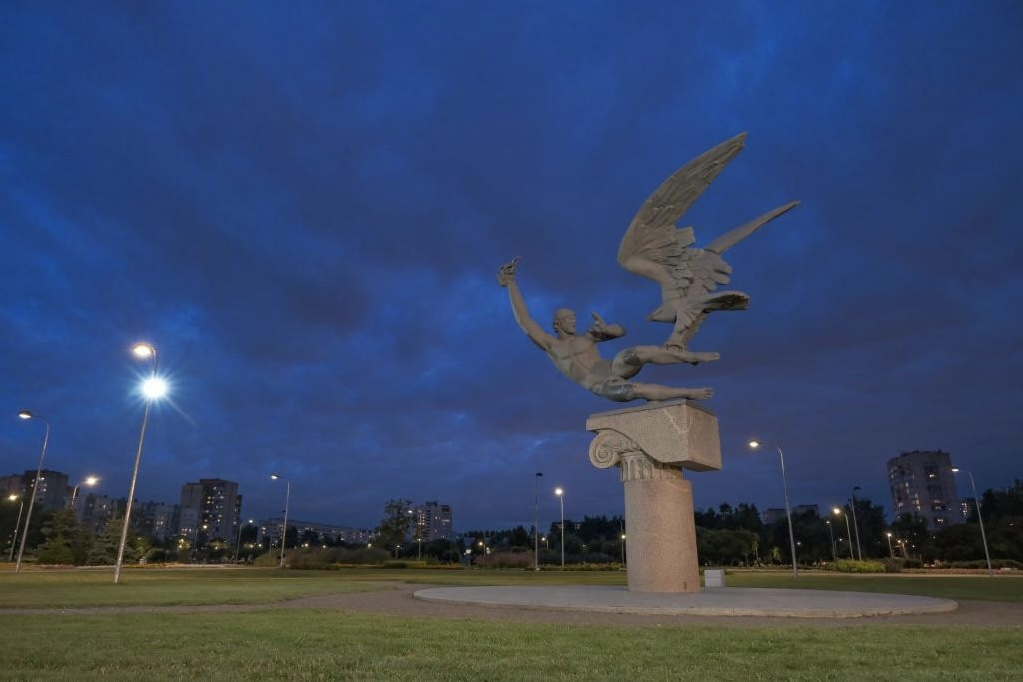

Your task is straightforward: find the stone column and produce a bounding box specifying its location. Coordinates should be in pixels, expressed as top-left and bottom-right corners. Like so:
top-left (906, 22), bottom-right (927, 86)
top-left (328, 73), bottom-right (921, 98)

top-left (587, 400), bottom-right (721, 594)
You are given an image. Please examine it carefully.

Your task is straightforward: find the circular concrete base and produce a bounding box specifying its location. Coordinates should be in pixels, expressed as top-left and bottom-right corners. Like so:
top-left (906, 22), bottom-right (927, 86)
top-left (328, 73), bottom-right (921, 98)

top-left (413, 585), bottom-right (957, 618)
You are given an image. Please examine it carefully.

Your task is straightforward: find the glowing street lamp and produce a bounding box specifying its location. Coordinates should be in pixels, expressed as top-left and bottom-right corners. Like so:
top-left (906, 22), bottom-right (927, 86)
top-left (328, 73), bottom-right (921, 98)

top-left (886, 532), bottom-right (895, 559)
top-left (826, 520), bottom-right (836, 561)
top-left (952, 467), bottom-right (993, 576)
top-left (749, 440), bottom-right (798, 576)
top-left (554, 487), bottom-right (565, 567)
top-left (115, 342), bottom-right (165, 584)
top-left (833, 507), bottom-right (854, 559)
top-left (7, 495), bottom-right (24, 562)
top-left (236, 518), bottom-right (254, 561)
top-left (15, 411), bottom-right (50, 573)
top-left (69, 475), bottom-right (99, 510)
top-left (271, 474), bottom-right (290, 568)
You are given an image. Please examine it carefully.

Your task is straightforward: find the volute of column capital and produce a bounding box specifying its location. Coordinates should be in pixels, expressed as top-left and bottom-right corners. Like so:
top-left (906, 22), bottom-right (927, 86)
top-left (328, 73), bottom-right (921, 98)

top-left (588, 429), bottom-right (640, 469)
top-left (586, 399), bottom-right (722, 472)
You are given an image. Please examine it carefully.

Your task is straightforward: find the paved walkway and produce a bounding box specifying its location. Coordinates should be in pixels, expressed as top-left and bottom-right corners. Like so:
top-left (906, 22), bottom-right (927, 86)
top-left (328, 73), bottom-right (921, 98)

top-left (414, 585), bottom-right (957, 618)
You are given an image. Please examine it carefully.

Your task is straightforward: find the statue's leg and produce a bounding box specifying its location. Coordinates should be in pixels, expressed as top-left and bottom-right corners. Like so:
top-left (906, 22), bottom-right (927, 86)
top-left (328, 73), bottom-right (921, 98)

top-left (611, 346), bottom-right (719, 379)
top-left (630, 382), bottom-right (713, 402)
top-left (596, 378), bottom-right (712, 402)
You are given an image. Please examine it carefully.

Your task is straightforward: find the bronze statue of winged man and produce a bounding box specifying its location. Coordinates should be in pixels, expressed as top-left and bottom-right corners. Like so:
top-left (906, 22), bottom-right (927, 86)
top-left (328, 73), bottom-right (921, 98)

top-left (499, 133), bottom-right (798, 403)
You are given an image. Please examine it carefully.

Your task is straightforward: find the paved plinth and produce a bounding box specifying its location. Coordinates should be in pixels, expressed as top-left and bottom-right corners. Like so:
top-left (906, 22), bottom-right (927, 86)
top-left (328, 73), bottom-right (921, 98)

top-left (414, 585), bottom-right (957, 618)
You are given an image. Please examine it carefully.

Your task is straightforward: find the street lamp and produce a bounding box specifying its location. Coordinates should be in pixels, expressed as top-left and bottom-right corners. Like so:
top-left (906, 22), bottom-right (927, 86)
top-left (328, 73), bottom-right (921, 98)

top-left (554, 487), bottom-right (565, 567)
top-left (952, 467), bottom-right (993, 576)
top-left (271, 474), bottom-right (290, 568)
top-left (833, 507), bottom-right (854, 559)
top-left (236, 518), bottom-right (254, 561)
top-left (850, 486), bottom-right (863, 560)
top-left (826, 520), bottom-right (836, 561)
top-left (886, 532), bottom-right (894, 559)
top-left (7, 495), bottom-right (24, 562)
top-left (69, 475), bottom-right (99, 510)
top-left (15, 410), bottom-right (50, 573)
top-left (533, 471), bottom-right (543, 571)
top-left (115, 342), bottom-right (166, 584)
top-left (749, 441), bottom-right (798, 576)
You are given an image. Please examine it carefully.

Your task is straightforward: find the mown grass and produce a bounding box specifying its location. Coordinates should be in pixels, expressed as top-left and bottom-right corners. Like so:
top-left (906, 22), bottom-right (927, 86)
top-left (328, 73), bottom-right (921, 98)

top-left (0, 567), bottom-right (379, 608)
top-left (1, 567), bottom-right (1021, 680)
top-left (1, 566), bottom-right (1020, 607)
top-left (0, 609), bottom-right (1020, 680)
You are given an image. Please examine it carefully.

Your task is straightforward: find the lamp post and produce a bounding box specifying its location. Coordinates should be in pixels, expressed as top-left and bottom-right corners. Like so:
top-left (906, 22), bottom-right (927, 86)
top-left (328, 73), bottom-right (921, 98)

top-left (533, 471), bottom-right (543, 571)
top-left (952, 468), bottom-right (993, 576)
top-left (826, 520), bottom-right (836, 561)
top-left (833, 507), bottom-right (854, 559)
top-left (236, 518), bottom-right (254, 561)
top-left (620, 533), bottom-right (627, 566)
top-left (271, 474), bottom-right (290, 568)
top-left (554, 487), bottom-right (565, 567)
top-left (115, 342), bottom-right (166, 584)
top-left (69, 475), bottom-right (99, 510)
top-left (15, 411), bottom-right (50, 573)
top-left (7, 495), bottom-right (24, 562)
top-left (850, 486), bottom-right (863, 560)
top-left (886, 532), bottom-right (894, 559)
top-left (749, 441), bottom-right (798, 576)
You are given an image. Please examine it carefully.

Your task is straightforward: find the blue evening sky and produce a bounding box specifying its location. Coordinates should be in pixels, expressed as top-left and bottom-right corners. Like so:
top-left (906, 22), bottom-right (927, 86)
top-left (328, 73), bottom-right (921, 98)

top-left (1, 1), bottom-right (1020, 530)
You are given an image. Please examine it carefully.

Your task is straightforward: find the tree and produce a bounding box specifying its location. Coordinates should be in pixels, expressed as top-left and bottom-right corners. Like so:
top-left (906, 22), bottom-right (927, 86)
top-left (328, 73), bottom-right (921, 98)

top-left (36, 509), bottom-right (86, 565)
top-left (375, 498), bottom-right (413, 554)
top-left (87, 514), bottom-right (138, 565)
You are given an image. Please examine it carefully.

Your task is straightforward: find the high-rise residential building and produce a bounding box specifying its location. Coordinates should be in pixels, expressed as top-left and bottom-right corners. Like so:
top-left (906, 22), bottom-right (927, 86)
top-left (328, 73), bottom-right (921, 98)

top-left (78, 493), bottom-right (116, 535)
top-left (887, 450), bottom-right (962, 529)
top-left (414, 501), bottom-right (453, 541)
top-left (179, 478), bottom-right (241, 546)
top-left (0, 469), bottom-right (69, 511)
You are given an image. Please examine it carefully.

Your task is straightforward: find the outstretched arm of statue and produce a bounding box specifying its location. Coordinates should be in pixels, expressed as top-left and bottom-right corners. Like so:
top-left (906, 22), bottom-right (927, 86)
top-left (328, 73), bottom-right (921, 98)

top-left (588, 312), bottom-right (626, 341)
top-left (498, 258), bottom-right (553, 351)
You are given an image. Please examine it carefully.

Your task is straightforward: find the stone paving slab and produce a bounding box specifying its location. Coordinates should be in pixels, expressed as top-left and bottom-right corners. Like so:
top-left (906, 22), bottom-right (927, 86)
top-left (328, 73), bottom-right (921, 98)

top-left (414, 585), bottom-right (957, 618)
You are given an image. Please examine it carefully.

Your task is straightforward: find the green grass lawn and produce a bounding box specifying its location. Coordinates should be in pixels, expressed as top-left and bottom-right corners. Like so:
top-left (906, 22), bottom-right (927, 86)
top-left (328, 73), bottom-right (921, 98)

top-left (0, 567), bottom-right (1020, 680)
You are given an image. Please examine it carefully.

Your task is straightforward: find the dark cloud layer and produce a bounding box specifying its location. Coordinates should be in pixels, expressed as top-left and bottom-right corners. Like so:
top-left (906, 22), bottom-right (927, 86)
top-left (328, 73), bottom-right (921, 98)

top-left (2, 2), bottom-right (1021, 530)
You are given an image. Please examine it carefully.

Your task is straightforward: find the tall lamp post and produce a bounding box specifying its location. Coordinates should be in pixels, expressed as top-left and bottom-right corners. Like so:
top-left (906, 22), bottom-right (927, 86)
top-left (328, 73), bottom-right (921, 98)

top-left (115, 342), bottom-right (166, 584)
top-left (15, 411), bottom-right (50, 573)
top-left (7, 495), bottom-right (24, 562)
top-left (833, 507), bottom-right (854, 559)
top-left (271, 474), bottom-right (290, 568)
top-left (886, 532), bottom-right (895, 559)
top-left (952, 467), bottom-right (993, 576)
top-left (533, 471), bottom-right (543, 571)
top-left (554, 487), bottom-right (565, 567)
top-left (826, 520), bottom-right (836, 561)
top-left (850, 486), bottom-right (863, 560)
top-left (236, 518), bottom-right (254, 561)
top-left (69, 475), bottom-right (99, 510)
top-left (749, 441), bottom-right (798, 576)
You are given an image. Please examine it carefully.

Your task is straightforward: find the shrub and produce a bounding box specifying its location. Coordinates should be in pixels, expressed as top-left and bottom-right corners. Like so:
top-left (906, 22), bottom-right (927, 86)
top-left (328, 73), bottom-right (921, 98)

top-left (382, 559), bottom-right (431, 569)
top-left (882, 557), bottom-right (905, 573)
top-left (474, 552), bottom-right (533, 569)
top-left (825, 559), bottom-right (886, 573)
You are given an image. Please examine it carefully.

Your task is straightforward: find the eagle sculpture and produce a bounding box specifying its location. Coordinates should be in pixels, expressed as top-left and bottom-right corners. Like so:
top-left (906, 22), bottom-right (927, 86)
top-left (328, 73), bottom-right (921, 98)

top-left (618, 133), bottom-right (798, 351)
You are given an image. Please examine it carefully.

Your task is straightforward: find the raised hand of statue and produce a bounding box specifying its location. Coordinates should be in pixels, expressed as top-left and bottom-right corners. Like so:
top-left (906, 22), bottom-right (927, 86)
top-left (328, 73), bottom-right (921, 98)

top-left (497, 257), bottom-right (520, 288)
top-left (589, 312), bottom-right (608, 335)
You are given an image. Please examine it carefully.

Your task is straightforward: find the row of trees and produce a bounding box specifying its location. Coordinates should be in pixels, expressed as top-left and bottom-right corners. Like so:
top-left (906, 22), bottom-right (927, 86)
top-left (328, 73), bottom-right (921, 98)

top-left (7, 482), bottom-right (1020, 567)
top-left (379, 482), bottom-right (1023, 567)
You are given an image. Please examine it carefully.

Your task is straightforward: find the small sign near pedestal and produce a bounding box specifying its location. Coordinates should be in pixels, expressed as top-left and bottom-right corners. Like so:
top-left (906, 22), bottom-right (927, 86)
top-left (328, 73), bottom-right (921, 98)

top-left (587, 400), bottom-right (722, 593)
